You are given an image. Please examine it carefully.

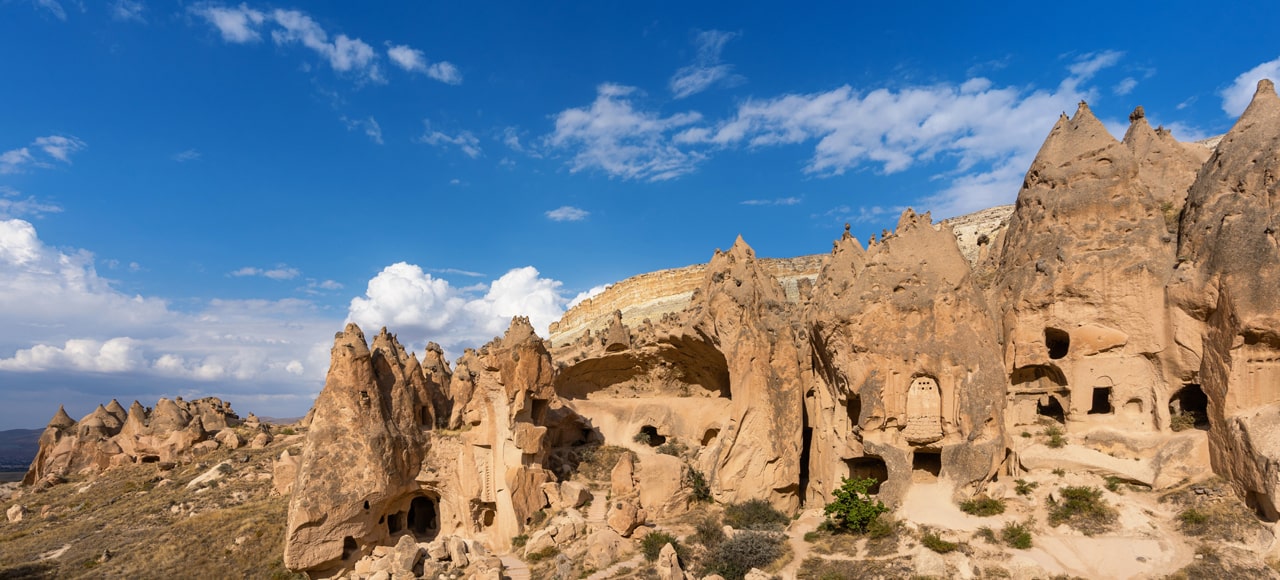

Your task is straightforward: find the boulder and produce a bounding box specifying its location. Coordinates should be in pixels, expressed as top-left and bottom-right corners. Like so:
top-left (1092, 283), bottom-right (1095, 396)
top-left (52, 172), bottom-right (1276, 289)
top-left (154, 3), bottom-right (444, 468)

top-left (656, 542), bottom-right (683, 580)
top-left (6, 504), bottom-right (27, 523)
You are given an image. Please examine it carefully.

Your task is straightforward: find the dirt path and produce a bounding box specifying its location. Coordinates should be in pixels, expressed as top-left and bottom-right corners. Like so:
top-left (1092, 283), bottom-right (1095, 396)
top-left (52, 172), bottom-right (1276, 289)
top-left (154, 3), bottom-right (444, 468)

top-left (498, 554), bottom-right (530, 580)
top-left (587, 489), bottom-right (609, 525)
top-left (780, 508), bottom-right (825, 579)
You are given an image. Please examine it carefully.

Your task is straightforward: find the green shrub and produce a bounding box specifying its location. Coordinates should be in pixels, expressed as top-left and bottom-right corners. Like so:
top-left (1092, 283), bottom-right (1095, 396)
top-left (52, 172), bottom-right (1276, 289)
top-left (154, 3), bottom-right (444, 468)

top-left (640, 531), bottom-right (684, 562)
top-left (699, 531), bottom-right (784, 580)
top-left (1001, 520), bottom-right (1034, 549)
top-left (1104, 476), bottom-right (1124, 493)
top-left (1015, 479), bottom-right (1039, 496)
top-left (1020, 431), bottom-right (1032, 438)
top-left (1043, 424), bottom-right (1066, 448)
top-left (511, 534), bottom-right (528, 548)
top-left (802, 530), bottom-right (821, 543)
top-left (974, 526), bottom-right (997, 543)
top-left (866, 514), bottom-right (896, 539)
top-left (657, 439), bottom-right (688, 457)
top-left (959, 496), bottom-right (1006, 516)
top-left (1179, 508), bottom-right (1209, 534)
top-left (724, 499), bottom-right (789, 531)
top-left (920, 529), bottom-right (958, 553)
top-left (633, 431), bottom-right (652, 445)
top-left (1047, 486), bottom-right (1116, 535)
top-left (692, 516), bottom-right (726, 548)
top-left (278, 427), bottom-right (296, 436)
top-left (687, 468), bottom-right (712, 503)
top-left (1052, 468), bottom-right (1066, 477)
top-left (822, 477), bottom-right (889, 533)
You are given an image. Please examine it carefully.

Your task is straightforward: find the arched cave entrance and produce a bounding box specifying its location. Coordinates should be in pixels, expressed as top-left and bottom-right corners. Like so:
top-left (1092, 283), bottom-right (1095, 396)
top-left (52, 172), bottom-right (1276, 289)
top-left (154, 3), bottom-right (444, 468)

top-left (1045, 328), bottom-right (1070, 360)
top-left (845, 456), bottom-right (888, 495)
top-left (1169, 384), bottom-right (1210, 431)
top-left (847, 393), bottom-right (862, 428)
top-left (408, 497), bottom-right (439, 539)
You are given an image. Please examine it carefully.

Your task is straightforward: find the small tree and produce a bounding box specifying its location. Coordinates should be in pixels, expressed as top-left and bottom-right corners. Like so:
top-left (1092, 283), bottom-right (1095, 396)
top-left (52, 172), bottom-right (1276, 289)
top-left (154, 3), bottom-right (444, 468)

top-left (823, 477), bottom-right (888, 533)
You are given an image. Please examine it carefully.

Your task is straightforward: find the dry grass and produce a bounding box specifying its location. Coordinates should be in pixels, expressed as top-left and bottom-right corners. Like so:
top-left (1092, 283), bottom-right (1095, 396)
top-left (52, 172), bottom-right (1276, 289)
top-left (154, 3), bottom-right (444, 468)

top-left (0, 442), bottom-right (302, 579)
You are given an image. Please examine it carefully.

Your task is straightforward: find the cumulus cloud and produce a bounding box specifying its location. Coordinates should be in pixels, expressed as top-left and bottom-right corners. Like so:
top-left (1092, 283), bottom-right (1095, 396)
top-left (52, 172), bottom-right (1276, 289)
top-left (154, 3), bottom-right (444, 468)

top-left (567, 284), bottom-right (609, 310)
top-left (545, 206), bottom-right (589, 221)
top-left (33, 0), bottom-right (65, 20)
top-left (347, 263), bottom-right (572, 355)
top-left (670, 30), bottom-right (743, 99)
top-left (1222, 57), bottom-right (1280, 117)
top-left (547, 83), bottom-right (705, 181)
top-left (1, 135), bottom-right (85, 174)
top-left (229, 265), bottom-right (300, 280)
top-left (386, 44), bottom-right (462, 84)
top-left (0, 338), bottom-right (142, 373)
top-left (192, 5), bottom-right (383, 82)
top-left (418, 123), bottom-right (481, 158)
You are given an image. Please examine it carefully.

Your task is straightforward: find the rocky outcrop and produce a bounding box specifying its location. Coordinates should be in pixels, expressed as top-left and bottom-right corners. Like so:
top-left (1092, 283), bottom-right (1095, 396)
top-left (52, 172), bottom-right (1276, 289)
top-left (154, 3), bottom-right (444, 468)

top-left (22, 397), bottom-right (244, 486)
top-left (285, 318), bottom-right (565, 574)
top-left (1171, 80), bottom-right (1280, 518)
top-left (806, 212), bottom-right (1006, 505)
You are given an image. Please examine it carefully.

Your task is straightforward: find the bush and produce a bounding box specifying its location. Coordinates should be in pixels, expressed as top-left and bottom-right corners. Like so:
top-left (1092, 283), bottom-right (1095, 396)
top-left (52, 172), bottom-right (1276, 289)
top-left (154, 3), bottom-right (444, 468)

top-left (1052, 468), bottom-right (1066, 477)
top-left (866, 514), bottom-right (896, 539)
top-left (822, 477), bottom-right (889, 533)
top-left (724, 499), bottom-right (789, 531)
top-left (1170, 411), bottom-right (1197, 432)
top-left (1179, 508), bottom-right (1209, 534)
top-left (974, 526), bottom-right (997, 544)
top-left (1104, 476), bottom-right (1124, 493)
top-left (278, 427), bottom-right (296, 436)
top-left (959, 496), bottom-right (1006, 516)
top-left (699, 531), bottom-right (784, 580)
top-left (687, 468), bottom-right (712, 503)
top-left (692, 516), bottom-right (726, 548)
top-left (920, 529), bottom-right (958, 553)
top-left (640, 531), bottom-right (685, 563)
top-left (1043, 424), bottom-right (1066, 448)
top-left (1015, 479), bottom-right (1039, 496)
top-left (657, 439), bottom-right (688, 457)
top-left (510, 534), bottom-right (527, 548)
top-left (1047, 486), bottom-right (1116, 535)
top-left (1001, 520), bottom-right (1034, 549)
top-left (633, 431), bottom-right (652, 445)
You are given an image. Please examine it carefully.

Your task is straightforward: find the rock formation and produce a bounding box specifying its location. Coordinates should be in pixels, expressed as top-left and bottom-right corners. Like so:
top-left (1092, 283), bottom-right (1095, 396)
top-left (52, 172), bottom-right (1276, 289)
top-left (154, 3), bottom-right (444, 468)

top-left (269, 79), bottom-right (1280, 577)
top-left (23, 396), bottom-right (244, 486)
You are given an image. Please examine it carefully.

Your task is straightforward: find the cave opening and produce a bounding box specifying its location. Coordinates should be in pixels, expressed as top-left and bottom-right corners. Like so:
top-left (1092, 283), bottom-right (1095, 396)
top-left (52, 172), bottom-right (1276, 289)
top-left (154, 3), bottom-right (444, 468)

top-left (1045, 328), bottom-right (1070, 360)
top-left (1170, 384), bottom-right (1210, 430)
top-left (912, 451), bottom-right (942, 482)
top-left (637, 425), bottom-right (666, 447)
top-left (1036, 395), bottom-right (1067, 423)
top-left (799, 398), bottom-right (812, 505)
top-left (407, 496), bottom-right (439, 539)
top-left (847, 393), bottom-right (862, 428)
top-left (701, 428), bottom-right (720, 446)
top-left (845, 456), bottom-right (887, 495)
top-left (1088, 387), bottom-right (1113, 415)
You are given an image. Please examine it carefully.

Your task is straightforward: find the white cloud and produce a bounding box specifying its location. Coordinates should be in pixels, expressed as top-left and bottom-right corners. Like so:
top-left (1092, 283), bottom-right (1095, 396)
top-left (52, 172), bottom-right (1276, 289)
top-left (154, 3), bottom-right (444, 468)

top-left (567, 284), bottom-right (609, 310)
top-left (230, 265), bottom-right (300, 280)
top-left (1, 135), bottom-right (85, 174)
top-left (387, 44), bottom-right (462, 85)
top-left (683, 52), bottom-right (1124, 217)
top-left (741, 197), bottom-right (800, 206)
top-left (0, 187), bottom-right (62, 219)
top-left (33, 0), bottom-right (65, 20)
top-left (547, 83), bottom-right (705, 181)
top-left (270, 9), bottom-right (382, 82)
top-left (546, 206), bottom-right (589, 221)
top-left (428, 268), bottom-right (484, 278)
top-left (172, 149), bottom-right (201, 162)
top-left (0, 218), bottom-right (339, 426)
top-left (1113, 77), bottom-right (1138, 96)
top-left (1222, 57), bottom-right (1280, 117)
top-left (670, 30), bottom-right (743, 99)
top-left (820, 204), bottom-right (907, 225)
top-left (111, 0), bottom-right (145, 22)
top-left (348, 263), bottom-right (571, 355)
top-left (341, 116), bottom-right (383, 144)
top-left (192, 3), bottom-right (265, 43)
top-left (418, 123), bottom-right (481, 158)
top-left (193, 5), bottom-right (382, 82)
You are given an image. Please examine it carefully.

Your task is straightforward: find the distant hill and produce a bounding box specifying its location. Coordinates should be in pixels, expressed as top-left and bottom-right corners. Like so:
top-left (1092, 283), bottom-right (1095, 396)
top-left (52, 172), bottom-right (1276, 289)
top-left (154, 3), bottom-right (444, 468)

top-left (0, 428), bottom-right (41, 471)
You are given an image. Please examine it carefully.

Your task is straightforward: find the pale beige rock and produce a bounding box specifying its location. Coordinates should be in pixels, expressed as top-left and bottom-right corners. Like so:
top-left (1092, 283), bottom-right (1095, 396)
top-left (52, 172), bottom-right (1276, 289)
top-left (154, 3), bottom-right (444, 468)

top-left (605, 499), bottom-right (642, 536)
top-left (187, 461), bottom-right (232, 489)
top-left (446, 535), bottom-right (469, 568)
top-left (215, 430), bottom-right (243, 450)
top-left (560, 481), bottom-right (590, 509)
top-left (389, 534), bottom-right (421, 573)
top-left (743, 569), bottom-right (770, 580)
top-left (610, 453), bottom-right (635, 497)
top-left (6, 504), bottom-right (27, 523)
top-left (656, 542), bottom-right (683, 580)
top-left (581, 529), bottom-right (625, 571)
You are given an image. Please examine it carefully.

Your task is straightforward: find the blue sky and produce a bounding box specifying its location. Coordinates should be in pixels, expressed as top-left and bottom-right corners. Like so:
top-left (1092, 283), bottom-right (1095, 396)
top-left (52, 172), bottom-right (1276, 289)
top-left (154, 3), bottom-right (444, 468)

top-left (1, 0), bottom-right (1278, 428)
